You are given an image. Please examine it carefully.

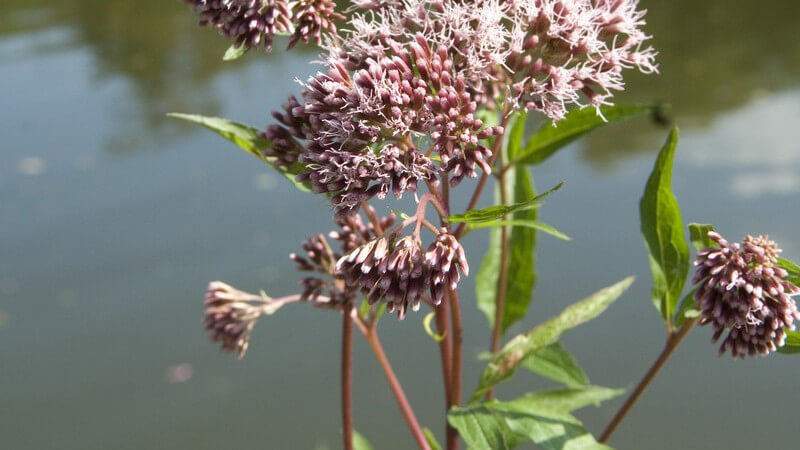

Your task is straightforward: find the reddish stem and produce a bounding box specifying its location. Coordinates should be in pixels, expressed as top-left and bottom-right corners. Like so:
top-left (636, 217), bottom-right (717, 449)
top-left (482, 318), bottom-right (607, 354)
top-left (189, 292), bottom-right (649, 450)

top-left (599, 319), bottom-right (697, 443)
top-left (365, 329), bottom-right (432, 450)
top-left (341, 309), bottom-right (354, 450)
top-left (447, 288), bottom-right (463, 450)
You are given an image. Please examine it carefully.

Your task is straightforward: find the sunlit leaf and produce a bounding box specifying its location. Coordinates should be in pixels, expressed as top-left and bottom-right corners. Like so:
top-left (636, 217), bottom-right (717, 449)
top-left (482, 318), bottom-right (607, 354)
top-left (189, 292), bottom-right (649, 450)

top-left (223, 43), bottom-right (248, 61)
top-left (777, 257), bottom-right (800, 286)
top-left (167, 113), bottom-right (310, 192)
top-left (778, 330), bottom-right (800, 354)
top-left (513, 104), bottom-right (658, 166)
top-left (688, 223), bottom-right (716, 251)
top-left (447, 181), bottom-right (563, 224)
top-left (423, 428), bottom-right (443, 450)
top-left (450, 388), bottom-right (620, 450)
top-left (476, 112), bottom-right (541, 334)
top-left (521, 342), bottom-right (589, 387)
top-left (353, 431), bottom-right (374, 450)
top-left (466, 219), bottom-right (570, 241)
top-left (639, 127), bottom-right (688, 326)
top-left (471, 277), bottom-right (634, 402)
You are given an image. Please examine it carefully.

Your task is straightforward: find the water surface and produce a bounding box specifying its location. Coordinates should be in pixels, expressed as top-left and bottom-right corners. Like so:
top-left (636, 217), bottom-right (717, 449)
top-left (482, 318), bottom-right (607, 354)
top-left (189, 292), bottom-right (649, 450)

top-left (2, 1), bottom-right (799, 449)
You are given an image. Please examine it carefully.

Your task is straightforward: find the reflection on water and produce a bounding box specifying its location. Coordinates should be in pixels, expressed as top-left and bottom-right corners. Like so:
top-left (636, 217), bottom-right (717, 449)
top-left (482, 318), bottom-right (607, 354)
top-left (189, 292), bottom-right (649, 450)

top-left (2, 1), bottom-right (799, 450)
top-left (582, 0), bottom-right (800, 166)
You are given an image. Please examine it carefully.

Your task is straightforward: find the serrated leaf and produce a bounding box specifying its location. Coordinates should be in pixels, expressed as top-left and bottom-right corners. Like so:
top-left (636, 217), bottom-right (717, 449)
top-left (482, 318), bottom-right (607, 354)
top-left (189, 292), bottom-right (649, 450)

top-left (423, 428), bottom-right (443, 450)
top-left (471, 277), bottom-right (634, 402)
top-left (466, 219), bottom-right (570, 241)
top-left (450, 388), bottom-right (619, 450)
top-left (353, 431), bottom-right (374, 450)
top-left (778, 329), bottom-right (800, 354)
top-left (168, 113), bottom-right (310, 192)
top-left (521, 342), bottom-right (589, 387)
top-left (513, 104), bottom-right (658, 166)
top-left (446, 181), bottom-right (563, 224)
top-left (223, 43), bottom-right (248, 61)
top-left (688, 223), bottom-right (716, 251)
top-left (639, 127), bottom-right (689, 326)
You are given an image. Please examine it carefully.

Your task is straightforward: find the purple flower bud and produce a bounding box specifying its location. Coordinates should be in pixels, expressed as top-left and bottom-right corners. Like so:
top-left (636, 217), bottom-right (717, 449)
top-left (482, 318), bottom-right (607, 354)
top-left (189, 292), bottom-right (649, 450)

top-left (693, 232), bottom-right (800, 358)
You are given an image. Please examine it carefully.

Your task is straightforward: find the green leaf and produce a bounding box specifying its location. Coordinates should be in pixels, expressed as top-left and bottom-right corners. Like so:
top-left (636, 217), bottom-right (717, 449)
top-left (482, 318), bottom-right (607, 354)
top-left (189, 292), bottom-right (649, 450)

top-left (423, 312), bottom-right (446, 342)
top-left (778, 330), bottom-right (800, 354)
top-left (673, 287), bottom-right (700, 328)
top-left (167, 113), bottom-right (310, 192)
top-left (639, 127), bottom-right (689, 326)
top-left (498, 386), bottom-right (623, 415)
top-left (476, 112), bottom-right (539, 333)
top-left (471, 277), bottom-right (634, 402)
top-left (223, 43), bottom-right (248, 61)
top-left (423, 428), bottom-right (443, 450)
top-left (447, 181), bottom-right (563, 224)
top-left (688, 223), bottom-right (716, 251)
top-left (521, 342), bottom-right (589, 387)
top-left (513, 104), bottom-right (658, 166)
top-left (476, 150), bottom-right (540, 333)
top-left (466, 219), bottom-right (570, 241)
top-left (777, 258), bottom-right (800, 286)
top-left (353, 431), bottom-right (374, 450)
top-left (448, 404), bottom-right (516, 450)
top-left (450, 388), bottom-right (620, 450)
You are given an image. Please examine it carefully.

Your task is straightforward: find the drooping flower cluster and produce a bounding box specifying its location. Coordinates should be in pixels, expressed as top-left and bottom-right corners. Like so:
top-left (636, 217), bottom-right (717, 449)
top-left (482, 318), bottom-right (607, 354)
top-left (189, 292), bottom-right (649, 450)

top-left (183, 0), bottom-right (343, 51)
top-left (291, 206), bottom-right (397, 305)
top-left (693, 232), bottom-right (800, 358)
top-left (203, 281), bottom-right (292, 357)
top-left (336, 229), bottom-right (468, 318)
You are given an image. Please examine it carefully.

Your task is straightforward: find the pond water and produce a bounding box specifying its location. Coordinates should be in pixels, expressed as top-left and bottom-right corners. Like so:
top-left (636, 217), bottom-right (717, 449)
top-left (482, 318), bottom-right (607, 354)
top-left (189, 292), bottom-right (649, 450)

top-left (2, 1), bottom-right (799, 449)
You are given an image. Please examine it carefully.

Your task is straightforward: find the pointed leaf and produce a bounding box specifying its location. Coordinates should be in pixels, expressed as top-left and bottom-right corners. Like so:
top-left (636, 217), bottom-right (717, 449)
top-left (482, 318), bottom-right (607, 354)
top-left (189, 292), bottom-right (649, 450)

top-left (353, 431), bottom-right (374, 450)
top-left (673, 287), bottom-right (700, 328)
top-left (521, 342), bottom-right (589, 387)
top-left (476, 113), bottom-right (541, 334)
top-left (466, 219), bottom-right (570, 241)
top-left (777, 258), bottom-right (800, 286)
top-left (471, 277), bottom-right (634, 402)
top-left (513, 104), bottom-right (658, 166)
top-left (639, 127), bottom-right (688, 326)
top-left (424, 428), bottom-right (443, 450)
top-left (223, 43), bottom-right (248, 61)
top-left (446, 181), bottom-right (563, 224)
top-left (448, 404), bottom-right (515, 450)
top-left (450, 389), bottom-right (619, 450)
top-left (688, 223), bottom-right (716, 251)
top-left (168, 113), bottom-right (310, 192)
top-left (778, 330), bottom-right (800, 354)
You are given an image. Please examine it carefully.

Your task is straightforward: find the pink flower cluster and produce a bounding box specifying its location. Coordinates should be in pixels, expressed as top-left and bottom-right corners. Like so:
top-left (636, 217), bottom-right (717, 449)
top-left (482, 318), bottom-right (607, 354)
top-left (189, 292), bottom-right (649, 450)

top-left (184, 0), bottom-right (342, 51)
top-left (693, 232), bottom-right (800, 358)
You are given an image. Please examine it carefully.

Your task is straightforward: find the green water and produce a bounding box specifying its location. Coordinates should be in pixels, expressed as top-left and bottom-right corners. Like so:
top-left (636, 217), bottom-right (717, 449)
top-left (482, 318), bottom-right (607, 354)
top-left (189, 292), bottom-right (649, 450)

top-left (2, 1), bottom-right (799, 449)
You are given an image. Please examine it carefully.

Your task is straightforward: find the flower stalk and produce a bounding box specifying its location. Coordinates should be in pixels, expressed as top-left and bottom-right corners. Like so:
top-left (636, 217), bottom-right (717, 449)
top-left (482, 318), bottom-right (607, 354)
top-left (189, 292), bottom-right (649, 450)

top-left (599, 319), bottom-right (697, 443)
top-left (341, 308), bottom-right (354, 450)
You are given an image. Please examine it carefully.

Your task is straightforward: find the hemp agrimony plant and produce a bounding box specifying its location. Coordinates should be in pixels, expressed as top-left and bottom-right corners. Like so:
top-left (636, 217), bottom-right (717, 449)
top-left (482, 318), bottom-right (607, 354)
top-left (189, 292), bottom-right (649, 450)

top-left (172, 1), bottom-right (800, 449)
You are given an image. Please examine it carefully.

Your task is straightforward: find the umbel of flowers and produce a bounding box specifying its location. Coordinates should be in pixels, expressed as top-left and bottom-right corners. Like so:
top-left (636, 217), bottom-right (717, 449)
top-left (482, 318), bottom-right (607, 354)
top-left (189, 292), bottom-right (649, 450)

top-left (693, 232), bottom-right (800, 358)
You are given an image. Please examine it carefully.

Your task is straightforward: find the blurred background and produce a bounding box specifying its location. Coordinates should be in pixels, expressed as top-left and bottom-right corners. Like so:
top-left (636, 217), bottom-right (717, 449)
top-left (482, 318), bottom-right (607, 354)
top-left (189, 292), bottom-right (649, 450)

top-left (1, 1), bottom-right (799, 449)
